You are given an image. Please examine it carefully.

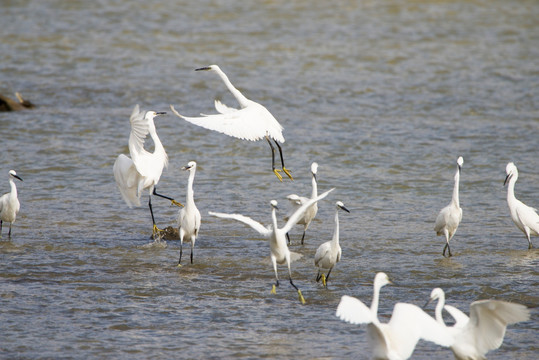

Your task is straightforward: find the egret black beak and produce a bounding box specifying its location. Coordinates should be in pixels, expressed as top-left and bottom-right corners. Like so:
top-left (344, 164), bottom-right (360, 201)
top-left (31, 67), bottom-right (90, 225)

top-left (423, 298), bottom-right (433, 310)
top-left (504, 173), bottom-right (512, 186)
top-left (155, 112), bottom-right (167, 115)
top-left (182, 165), bottom-right (192, 171)
top-left (195, 67), bottom-right (212, 71)
top-left (14, 175), bottom-right (23, 182)
top-left (339, 205), bottom-right (350, 213)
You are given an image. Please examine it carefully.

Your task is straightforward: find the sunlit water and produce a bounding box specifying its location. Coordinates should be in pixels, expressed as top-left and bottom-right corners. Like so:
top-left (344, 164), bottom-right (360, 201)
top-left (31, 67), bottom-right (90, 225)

top-left (1, 0), bottom-right (537, 359)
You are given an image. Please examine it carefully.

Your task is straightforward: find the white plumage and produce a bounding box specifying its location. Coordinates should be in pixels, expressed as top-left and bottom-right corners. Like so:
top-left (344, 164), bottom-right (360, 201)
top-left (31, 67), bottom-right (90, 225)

top-left (0, 170), bottom-right (23, 237)
top-left (427, 287), bottom-right (530, 360)
top-left (113, 105), bottom-right (181, 239)
top-left (170, 64), bottom-right (292, 181)
top-left (286, 162), bottom-right (319, 244)
top-left (504, 162), bottom-right (539, 249)
top-left (209, 188), bottom-right (334, 304)
top-left (314, 201), bottom-right (349, 286)
top-left (177, 161), bottom-right (201, 265)
top-left (434, 156), bottom-right (463, 257)
top-left (336, 273), bottom-right (452, 360)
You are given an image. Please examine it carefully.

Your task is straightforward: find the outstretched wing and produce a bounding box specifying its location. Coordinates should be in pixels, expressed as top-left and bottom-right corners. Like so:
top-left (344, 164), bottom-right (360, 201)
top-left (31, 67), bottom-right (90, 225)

top-left (466, 300), bottom-right (530, 354)
top-left (444, 304), bottom-right (469, 329)
top-left (387, 303), bottom-right (453, 359)
top-left (170, 104), bottom-right (283, 142)
top-left (128, 104), bottom-right (149, 158)
top-left (209, 211), bottom-right (271, 237)
top-left (213, 99), bottom-right (238, 114)
top-left (281, 188), bottom-right (334, 234)
top-left (113, 154), bottom-right (141, 207)
top-left (336, 295), bottom-right (374, 325)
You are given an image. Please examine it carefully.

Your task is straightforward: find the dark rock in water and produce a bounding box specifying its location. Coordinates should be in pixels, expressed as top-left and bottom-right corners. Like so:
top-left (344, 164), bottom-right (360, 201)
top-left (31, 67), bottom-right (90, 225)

top-left (0, 92), bottom-right (35, 111)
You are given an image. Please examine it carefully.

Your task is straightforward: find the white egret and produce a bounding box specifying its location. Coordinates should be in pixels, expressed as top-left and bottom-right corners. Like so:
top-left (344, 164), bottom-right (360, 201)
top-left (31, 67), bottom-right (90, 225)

top-left (314, 201), bottom-right (349, 287)
top-left (286, 162), bottom-right (319, 244)
top-left (426, 287), bottom-right (530, 360)
top-left (504, 162), bottom-right (539, 249)
top-left (0, 170), bottom-right (23, 237)
top-left (336, 273), bottom-right (453, 360)
top-left (113, 104), bottom-right (182, 239)
top-left (177, 161), bottom-right (201, 265)
top-left (170, 65), bottom-right (293, 182)
top-left (434, 156), bottom-right (463, 257)
top-left (209, 188), bottom-right (334, 304)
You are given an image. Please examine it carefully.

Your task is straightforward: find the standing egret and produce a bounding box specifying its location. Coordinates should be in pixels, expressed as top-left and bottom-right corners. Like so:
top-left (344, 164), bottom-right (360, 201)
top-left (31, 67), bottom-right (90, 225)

top-left (425, 287), bottom-right (530, 360)
top-left (0, 170), bottom-right (23, 237)
top-left (209, 188), bottom-right (334, 304)
top-left (314, 201), bottom-right (350, 287)
top-left (177, 161), bottom-right (201, 265)
top-left (170, 65), bottom-right (293, 182)
top-left (504, 162), bottom-right (539, 249)
top-left (113, 105), bottom-right (182, 240)
top-left (336, 273), bottom-right (453, 360)
top-left (434, 156), bottom-right (463, 257)
top-left (286, 162), bottom-right (319, 244)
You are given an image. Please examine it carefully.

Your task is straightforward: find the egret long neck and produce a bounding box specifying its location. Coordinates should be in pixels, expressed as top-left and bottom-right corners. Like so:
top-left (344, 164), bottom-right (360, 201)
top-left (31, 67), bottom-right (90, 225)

top-left (9, 179), bottom-right (18, 199)
top-left (370, 284), bottom-right (381, 320)
top-left (506, 177), bottom-right (516, 203)
top-left (310, 173), bottom-right (318, 199)
top-left (452, 167), bottom-right (460, 207)
top-left (271, 207), bottom-right (279, 233)
top-left (434, 295), bottom-right (445, 324)
top-left (149, 124), bottom-right (168, 168)
top-left (214, 68), bottom-right (250, 108)
top-left (186, 169), bottom-right (196, 206)
top-left (331, 209), bottom-right (340, 248)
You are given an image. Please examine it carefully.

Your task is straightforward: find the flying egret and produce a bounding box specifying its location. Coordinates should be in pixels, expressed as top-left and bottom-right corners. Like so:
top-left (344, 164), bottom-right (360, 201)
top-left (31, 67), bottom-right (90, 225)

top-left (286, 162), bottom-right (319, 244)
top-left (209, 188), bottom-right (334, 304)
top-left (0, 170), bottom-right (23, 237)
top-left (434, 156), bottom-right (463, 257)
top-left (425, 287), bottom-right (530, 360)
top-left (170, 64), bottom-right (293, 182)
top-left (113, 104), bottom-right (182, 240)
top-left (336, 273), bottom-right (453, 360)
top-left (314, 201), bottom-right (350, 287)
top-left (177, 161), bottom-right (201, 265)
top-left (504, 162), bottom-right (539, 249)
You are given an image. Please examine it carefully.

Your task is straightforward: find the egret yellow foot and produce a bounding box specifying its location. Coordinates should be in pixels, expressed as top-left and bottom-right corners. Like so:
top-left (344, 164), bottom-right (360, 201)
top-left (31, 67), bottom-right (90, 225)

top-left (271, 284), bottom-right (277, 294)
top-left (282, 167), bottom-right (293, 181)
top-left (321, 274), bottom-right (327, 287)
top-left (171, 199), bottom-right (184, 207)
top-left (273, 169), bottom-right (283, 182)
top-left (297, 289), bottom-right (306, 304)
top-left (152, 224), bottom-right (165, 238)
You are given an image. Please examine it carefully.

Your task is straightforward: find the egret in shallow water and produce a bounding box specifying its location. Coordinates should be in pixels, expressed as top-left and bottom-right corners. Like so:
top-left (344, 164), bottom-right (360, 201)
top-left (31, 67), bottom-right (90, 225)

top-left (286, 162), bottom-right (319, 244)
top-left (314, 201), bottom-right (349, 287)
top-left (336, 273), bottom-right (453, 360)
top-left (0, 170), bottom-right (23, 237)
top-left (209, 188), bottom-right (334, 304)
top-left (177, 161), bottom-right (201, 265)
top-left (113, 105), bottom-right (182, 240)
top-left (170, 65), bottom-right (293, 182)
top-left (504, 162), bottom-right (539, 249)
top-left (425, 287), bottom-right (530, 360)
top-left (434, 156), bottom-right (463, 257)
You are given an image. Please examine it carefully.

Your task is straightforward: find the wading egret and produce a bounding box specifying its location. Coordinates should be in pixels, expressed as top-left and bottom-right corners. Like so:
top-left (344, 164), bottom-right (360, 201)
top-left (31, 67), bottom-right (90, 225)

top-left (170, 65), bottom-right (293, 181)
top-left (286, 162), bottom-right (319, 244)
top-left (434, 156), bottom-right (463, 257)
top-left (0, 170), bottom-right (23, 237)
top-left (336, 273), bottom-right (453, 360)
top-left (504, 162), bottom-right (539, 249)
top-left (426, 287), bottom-right (530, 359)
top-left (177, 161), bottom-right (201, 265)
top-left (209, 188), bottom-right (334, 304)
top-left (113, 105), bottom-right (182, 240)
top-left (314, 201), bottom-right (349, 287)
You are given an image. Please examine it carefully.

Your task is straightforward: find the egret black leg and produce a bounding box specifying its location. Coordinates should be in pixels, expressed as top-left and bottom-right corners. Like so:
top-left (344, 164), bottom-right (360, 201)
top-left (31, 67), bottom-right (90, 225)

top-left (286, 232), bottom-right (291, 245)
top-left (266, 136), bottom-right (282, 181)
top-left (153, 188), bottom-right (182, 207)
top-left (275, 140), bottom-right (293, 180)
top-left (178, 244), bottom-right (183, 265)
top-left (301, 231), bottom-right (306, 245)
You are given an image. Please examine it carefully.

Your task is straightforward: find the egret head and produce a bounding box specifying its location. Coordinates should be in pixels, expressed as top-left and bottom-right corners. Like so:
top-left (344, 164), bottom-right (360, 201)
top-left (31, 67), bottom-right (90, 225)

top-left (311, 162), bottom-right (319, 174)
top-left (145, 111), bottom-right (166, 121)
top-left (270, 200), bottom-right (278, 210)
top-left (196, 65), bottom-right (219, 72)
top-left (8, 170), bottom-right (22, 182)
top-left (457, 156), bottom-right (463, 169)
top-left (374, 272), bottom-right (391, 289)
top-left (336, 201), bottom-right (350, 213)
top-left (182, 161), bottom-right (197, 171)
top-left (504, 162), bottom-right (518, 186)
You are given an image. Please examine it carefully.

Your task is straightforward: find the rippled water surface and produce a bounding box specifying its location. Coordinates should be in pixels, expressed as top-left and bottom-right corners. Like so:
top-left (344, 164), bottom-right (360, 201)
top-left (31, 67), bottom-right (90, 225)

top-left (1, 0), bottom-right (538, 359)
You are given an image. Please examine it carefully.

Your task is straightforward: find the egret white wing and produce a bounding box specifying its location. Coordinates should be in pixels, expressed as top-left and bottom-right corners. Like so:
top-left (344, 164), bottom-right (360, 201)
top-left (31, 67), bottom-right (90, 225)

top-left (128, 104), bottom-right (149, 158)
top-left (209, 211), bottom-right (271, 237)
top-left (516, 205), bottom-right (539, 234)
top-left (444, 304), bottom-right (469, 329)
top-left (113, 154), bottom-right (141, 207)
top-left (281, 188), bottom-right (334, 234)
top-left (336, 295), bottom-right (374, 325)
top-left (214, 99), bottom-right (238, 114)
top-left (467, 300), bottom-right (530, 354)
top-left (171, 105), bottom-right (275, 142)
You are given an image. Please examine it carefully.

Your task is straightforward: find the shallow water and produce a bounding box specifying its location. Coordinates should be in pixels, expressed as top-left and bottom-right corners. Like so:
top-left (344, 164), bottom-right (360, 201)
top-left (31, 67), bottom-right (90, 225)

top-left (0, 0), bottom-right (538, 359)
